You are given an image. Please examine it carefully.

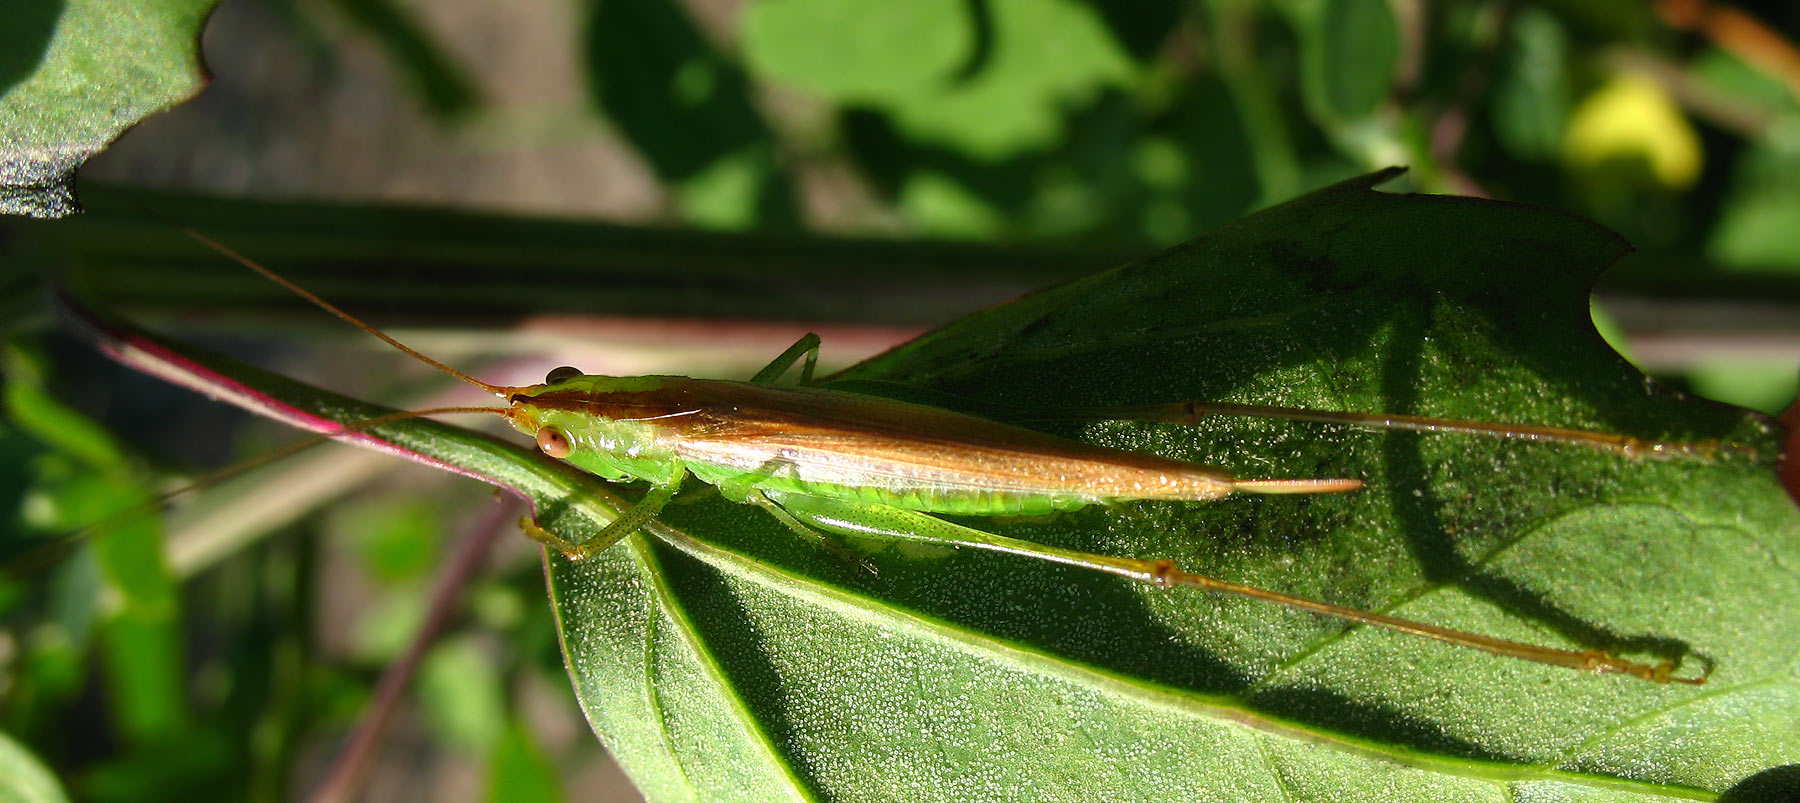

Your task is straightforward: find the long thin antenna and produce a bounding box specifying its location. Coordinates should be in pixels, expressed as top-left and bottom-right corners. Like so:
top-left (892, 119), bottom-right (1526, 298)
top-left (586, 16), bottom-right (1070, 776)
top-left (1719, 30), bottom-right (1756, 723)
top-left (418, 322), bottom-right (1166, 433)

top-left (183, 229), bottom-right (520, 398)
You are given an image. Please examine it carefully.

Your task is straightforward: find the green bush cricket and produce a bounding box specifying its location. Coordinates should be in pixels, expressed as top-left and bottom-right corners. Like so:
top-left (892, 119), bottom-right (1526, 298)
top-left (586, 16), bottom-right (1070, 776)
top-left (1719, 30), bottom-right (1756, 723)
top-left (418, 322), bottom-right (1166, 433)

top-left (146, 229), bottom-right (1715, 686)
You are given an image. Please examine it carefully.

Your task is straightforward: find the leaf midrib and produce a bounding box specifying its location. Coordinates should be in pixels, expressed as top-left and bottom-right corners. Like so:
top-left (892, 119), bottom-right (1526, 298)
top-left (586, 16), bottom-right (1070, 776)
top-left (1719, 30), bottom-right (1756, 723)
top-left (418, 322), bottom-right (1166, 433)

top-left (628, 535), bottom-right (820, 803)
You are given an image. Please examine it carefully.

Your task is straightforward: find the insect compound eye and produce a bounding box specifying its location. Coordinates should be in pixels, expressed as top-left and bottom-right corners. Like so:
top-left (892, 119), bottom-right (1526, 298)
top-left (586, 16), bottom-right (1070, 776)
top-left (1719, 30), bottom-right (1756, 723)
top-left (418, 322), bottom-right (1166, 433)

top-left (536, 427), bottom-right (574, 459)
top-left (545, 365), bottom-right (582, 384)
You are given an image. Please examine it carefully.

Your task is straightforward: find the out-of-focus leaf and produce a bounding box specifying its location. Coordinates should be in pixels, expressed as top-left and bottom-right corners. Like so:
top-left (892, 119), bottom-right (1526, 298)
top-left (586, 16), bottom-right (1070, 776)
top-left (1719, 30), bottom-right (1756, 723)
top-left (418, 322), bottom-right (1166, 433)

top-left (1286, 0), bottom-right (1399, 121)
top-left (3, 343), bottom-right (185, 742)
top-left (334, 498), bottom-right (441, 582)
top-left (320, 0), bottom-right (480, 117)
top-left (2, 342), bottom-right (127, 468)
top-left (741, 0), bottom-right (971, 100)
top-left (897, 172), bottom-right (1004, 238)
top-left (0, 0), bottom-right (216, 218)
top-left (1490, 6), bottom-right (1571, 161)
top-left (97, 611), bottom-right (187, 741)
top-left (1710, 191), bottom-right (1800, 270)
top-left (1709, 141), bottom-right (1800, 273)
top-left (0, 727), bottom-right (70, 803)
top-left (676, 152), bottom-right (772, 230)
top-left (2, 344), bottom-right (174, 617)
top-left (1688, 48), bottom-right (1800, 119)
top-left (744, 0), bottom-right (1134, 158)
top-left (76, 729), bottom-right (234, 803)
top-left (347, 587), bottom-right (426, 662)
top-left (1686, 360), bottom-right (1800, 417)
top-left (418, 636), bottom-right (507, 755)
top-left (483, 724), bottom-right (564, 803)
top-left (581, 0), bottom-right (795, 228)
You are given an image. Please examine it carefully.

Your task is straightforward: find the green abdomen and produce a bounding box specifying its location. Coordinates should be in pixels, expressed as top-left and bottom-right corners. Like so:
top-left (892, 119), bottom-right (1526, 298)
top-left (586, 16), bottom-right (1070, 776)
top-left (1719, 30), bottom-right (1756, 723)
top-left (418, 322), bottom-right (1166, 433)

top-left (684, 460), bottom-right (1098, 516)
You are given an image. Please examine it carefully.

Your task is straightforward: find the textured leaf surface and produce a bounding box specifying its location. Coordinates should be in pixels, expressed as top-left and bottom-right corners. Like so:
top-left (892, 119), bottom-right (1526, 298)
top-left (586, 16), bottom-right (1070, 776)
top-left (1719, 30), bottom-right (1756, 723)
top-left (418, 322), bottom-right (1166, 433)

top-left (75, 173), bottom-right (1799, 801)
top-left (550, 171), bottom-right (1797, 801)
top-left (0, 0), bottom-right (215, 217)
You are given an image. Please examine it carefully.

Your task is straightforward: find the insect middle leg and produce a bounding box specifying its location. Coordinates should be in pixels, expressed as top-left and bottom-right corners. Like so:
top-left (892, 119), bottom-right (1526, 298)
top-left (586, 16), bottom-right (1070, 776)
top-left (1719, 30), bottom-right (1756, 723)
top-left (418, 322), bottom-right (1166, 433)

top-left (757, 490), bottom-right (1703, 684)
top-left (750, 333), bottom-right (821, 385)
top-left (712, 457), bottom-right (879, 574)
top-left (744, 491), bottom-right (881, 576)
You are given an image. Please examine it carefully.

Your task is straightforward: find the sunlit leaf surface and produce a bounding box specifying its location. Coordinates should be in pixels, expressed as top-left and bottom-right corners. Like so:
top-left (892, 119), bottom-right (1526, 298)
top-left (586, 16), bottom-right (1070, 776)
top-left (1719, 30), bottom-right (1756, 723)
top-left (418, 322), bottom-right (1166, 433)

top-left (0, 0), bottom-right (215, 218)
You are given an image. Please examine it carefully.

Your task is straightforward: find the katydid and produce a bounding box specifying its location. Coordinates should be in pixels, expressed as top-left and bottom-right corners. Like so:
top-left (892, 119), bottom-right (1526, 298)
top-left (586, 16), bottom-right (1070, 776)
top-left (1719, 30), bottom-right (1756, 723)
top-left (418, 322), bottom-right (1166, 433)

top-left (174, 230), bottom-right (1711, 685)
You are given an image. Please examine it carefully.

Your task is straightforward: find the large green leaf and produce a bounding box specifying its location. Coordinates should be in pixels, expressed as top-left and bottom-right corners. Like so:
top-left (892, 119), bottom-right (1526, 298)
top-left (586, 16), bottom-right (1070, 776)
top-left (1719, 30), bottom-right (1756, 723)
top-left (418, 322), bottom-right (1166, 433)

top-left (0, 0), bottom-right (216, 218)
top-left (70, 172), bottom-right (1797, 800)
top-left (549, 171), bottom-right (1795, 801)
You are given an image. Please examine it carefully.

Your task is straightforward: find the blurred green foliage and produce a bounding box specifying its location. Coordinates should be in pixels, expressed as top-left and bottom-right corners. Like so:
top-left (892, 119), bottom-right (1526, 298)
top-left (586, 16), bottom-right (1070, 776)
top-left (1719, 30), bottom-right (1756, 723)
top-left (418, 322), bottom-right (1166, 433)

top-left (3, 0), bottom-right (1800, 800)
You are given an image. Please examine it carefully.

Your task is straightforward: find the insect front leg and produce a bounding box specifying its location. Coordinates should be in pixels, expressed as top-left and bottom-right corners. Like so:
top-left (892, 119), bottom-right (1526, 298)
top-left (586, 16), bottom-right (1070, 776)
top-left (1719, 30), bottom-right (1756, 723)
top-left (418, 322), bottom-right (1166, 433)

top-left (749, 333), bottom-right (821, 385)
top-left (522, 475), bottom-right (686, 560)
top-left (758, 491), bottom-right (1704, 684)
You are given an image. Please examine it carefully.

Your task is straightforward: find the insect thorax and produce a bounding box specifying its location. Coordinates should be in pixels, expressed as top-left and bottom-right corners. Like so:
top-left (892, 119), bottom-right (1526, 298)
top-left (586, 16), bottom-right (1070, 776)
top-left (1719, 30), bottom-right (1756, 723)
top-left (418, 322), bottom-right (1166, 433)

top-left (539, 408), bottom-right (682, 485)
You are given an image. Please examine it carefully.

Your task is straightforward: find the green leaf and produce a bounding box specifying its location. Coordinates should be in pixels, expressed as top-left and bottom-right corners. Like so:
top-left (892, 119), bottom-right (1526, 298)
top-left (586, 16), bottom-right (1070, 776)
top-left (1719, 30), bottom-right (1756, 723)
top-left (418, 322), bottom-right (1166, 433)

top-left (418, 636), bottom-right (507, 755)
top-left (483, 724), bottom-right (565, 803)
top-left (0, 0), bottom-right (217, 218)
top-left (552, 171), bottom-right (1794, 800)
top-left (69, 173), bottom-right (1797, 800)
top-left (97, 607), bottom-right (188, 741)
top-left (745, 0), bottom-right (1134, 158)
top-left (0, 727), bottom-right (70, 803)
top-left (3, 343), bottom-right (176, 617)
top-left (1709, 141), bottom-right (1800, 274)
top-left (3, 341), bottom-right (186, 743)
top-left (741, 0), bottom-right (972, 101)
top-left (1490, 6), bottom-right (1571, 162)
top-left (1287, 0), bottom-right (1400, 121)
top-left (1685, 360), bottom-right (1800, 418)
top-left (582, 0), bottom-right (795, 228)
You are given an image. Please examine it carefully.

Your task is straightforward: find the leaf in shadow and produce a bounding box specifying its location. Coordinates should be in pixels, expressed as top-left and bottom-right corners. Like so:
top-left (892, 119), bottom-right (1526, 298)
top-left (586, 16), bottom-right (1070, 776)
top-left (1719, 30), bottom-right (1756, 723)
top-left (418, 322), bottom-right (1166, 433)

top-left (579, 0), bottom-right (796, 227)
top-left (0, 0), bottom-right (62, 94)
top-left (322, 0), bottom-right (481, 118)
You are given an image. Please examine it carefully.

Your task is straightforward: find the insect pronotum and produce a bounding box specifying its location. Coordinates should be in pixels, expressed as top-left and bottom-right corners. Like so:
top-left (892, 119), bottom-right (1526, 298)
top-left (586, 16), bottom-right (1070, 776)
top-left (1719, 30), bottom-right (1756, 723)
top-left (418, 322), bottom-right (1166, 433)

top-left (135, 230), bottom-right (1717, 685)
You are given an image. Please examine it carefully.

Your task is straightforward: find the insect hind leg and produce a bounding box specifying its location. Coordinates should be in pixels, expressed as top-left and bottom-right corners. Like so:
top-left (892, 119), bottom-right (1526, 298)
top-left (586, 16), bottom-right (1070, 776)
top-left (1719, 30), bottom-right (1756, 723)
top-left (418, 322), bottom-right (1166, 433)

top-left (1026, 400), bottom-right (1730, 461)
top-left (746, 491), bottom-right (881, 576)
top-left (760, 491), bottom-right (1705, 685)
